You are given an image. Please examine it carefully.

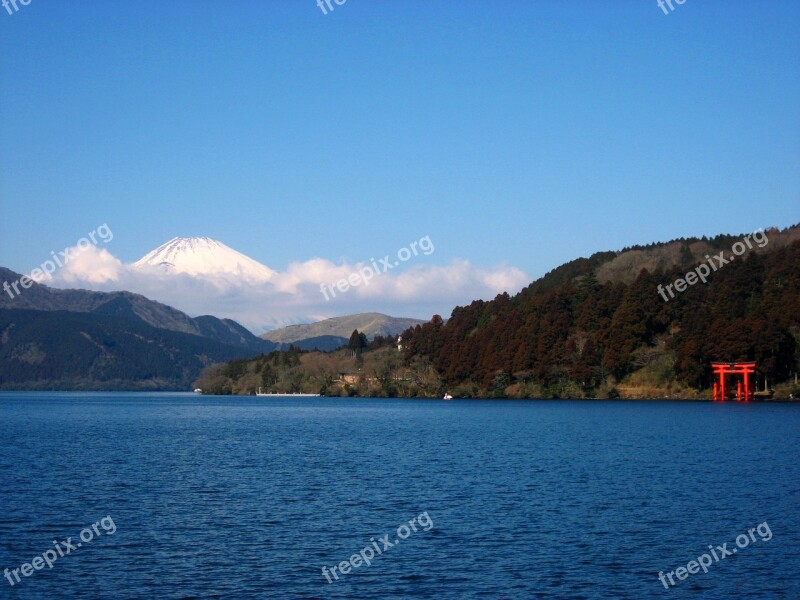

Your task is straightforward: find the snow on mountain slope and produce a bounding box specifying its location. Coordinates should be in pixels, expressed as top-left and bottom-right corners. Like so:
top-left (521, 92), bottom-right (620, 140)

top-left (132, 237), bottom-right (275, 282)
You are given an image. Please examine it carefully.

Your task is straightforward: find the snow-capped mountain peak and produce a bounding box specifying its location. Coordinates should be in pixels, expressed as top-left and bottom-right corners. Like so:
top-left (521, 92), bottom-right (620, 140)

top-left (132, 237), bottom-right (275, 282)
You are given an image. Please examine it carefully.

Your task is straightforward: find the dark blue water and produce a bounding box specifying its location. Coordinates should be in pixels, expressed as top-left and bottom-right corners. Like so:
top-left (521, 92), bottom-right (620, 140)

top-left (0, 393), bottom-right (798, 599)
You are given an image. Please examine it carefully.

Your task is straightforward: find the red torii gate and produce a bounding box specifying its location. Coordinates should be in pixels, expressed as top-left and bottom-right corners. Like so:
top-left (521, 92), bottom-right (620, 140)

top-left (711, 362), bottom-right (755, 402)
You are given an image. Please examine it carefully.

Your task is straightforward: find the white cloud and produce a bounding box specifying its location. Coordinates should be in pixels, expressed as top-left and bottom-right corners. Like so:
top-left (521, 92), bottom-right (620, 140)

top-left (59, 246), bottom-right (124, 284)
top-left (29, 245), bottom-right (124, 284)
top-left (40, 248), bottom-right (531, 334)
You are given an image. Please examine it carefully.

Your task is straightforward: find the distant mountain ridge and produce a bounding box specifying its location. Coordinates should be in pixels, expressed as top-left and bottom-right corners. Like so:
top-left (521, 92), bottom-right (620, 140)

top-left (0, 267), bottom-right (276, 389)
top-left (261, 313), bottom-right (426, 347)
top-left (2, 267), bottom-right (199, 335)
top-left (0, 307), bottom-right (269, 390)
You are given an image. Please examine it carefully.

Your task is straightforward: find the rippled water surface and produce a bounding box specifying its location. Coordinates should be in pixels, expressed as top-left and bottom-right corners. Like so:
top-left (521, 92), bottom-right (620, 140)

top-left (1, 393), bottom-right (798, 599)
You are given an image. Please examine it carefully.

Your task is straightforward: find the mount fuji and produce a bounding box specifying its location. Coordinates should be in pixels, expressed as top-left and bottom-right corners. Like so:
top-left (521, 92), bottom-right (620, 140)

top-left (132, 237), bottom-right (275, 283)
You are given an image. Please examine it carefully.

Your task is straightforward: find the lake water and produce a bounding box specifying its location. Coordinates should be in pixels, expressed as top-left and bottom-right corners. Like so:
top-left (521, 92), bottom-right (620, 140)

top-left (0, 393), bottom-right (798, 599)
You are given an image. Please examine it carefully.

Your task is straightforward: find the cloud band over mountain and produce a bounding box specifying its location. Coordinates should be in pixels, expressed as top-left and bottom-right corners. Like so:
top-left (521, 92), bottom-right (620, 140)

top-left (30, 237), bottom-right (530, 333)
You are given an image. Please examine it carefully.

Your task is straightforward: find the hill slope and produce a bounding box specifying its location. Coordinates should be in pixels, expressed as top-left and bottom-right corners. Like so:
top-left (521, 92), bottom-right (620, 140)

top-left (0, 308), bottom-right (270, 390)
top-left (0, 268), bottom-right (277, 389)
top-left (261, 313), bottom-right (425, 345)
top-left (0, 268), bottom-right (274, 354)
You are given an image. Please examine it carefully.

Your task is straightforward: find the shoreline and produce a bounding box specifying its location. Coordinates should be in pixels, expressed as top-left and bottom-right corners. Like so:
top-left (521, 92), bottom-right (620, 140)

top-left (1, 390), bottom-right (797, 403)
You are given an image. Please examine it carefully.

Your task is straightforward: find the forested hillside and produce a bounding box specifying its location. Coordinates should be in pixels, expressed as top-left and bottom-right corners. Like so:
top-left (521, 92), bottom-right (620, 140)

top-left (402, 235), bottom-right (800, 398)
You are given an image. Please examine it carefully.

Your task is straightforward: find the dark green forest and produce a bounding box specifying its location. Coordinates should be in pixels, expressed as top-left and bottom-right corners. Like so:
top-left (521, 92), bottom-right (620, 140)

top-left (401, 238), bottom-right (800, 398)
top-left (0, 308), bottom-right (268, 390)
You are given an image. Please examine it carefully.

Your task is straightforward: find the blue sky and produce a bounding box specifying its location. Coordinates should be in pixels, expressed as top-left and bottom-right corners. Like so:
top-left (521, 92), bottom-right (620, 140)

top-left (1, 0), bottom-right (799, 289)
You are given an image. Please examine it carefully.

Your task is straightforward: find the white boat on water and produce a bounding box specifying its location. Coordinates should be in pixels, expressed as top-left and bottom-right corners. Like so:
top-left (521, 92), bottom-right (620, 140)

top-left (256, 387), bottom-right (320, 397)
